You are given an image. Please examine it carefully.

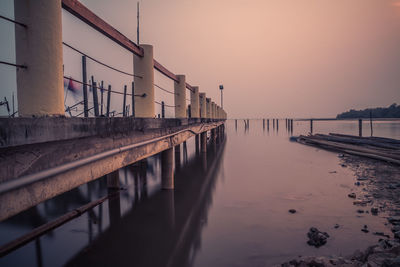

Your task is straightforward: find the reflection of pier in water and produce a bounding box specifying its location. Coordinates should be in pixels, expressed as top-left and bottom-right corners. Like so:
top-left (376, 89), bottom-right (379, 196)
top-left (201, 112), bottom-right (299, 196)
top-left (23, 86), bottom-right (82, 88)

top-left (65, 135), bottom-right (226, 267)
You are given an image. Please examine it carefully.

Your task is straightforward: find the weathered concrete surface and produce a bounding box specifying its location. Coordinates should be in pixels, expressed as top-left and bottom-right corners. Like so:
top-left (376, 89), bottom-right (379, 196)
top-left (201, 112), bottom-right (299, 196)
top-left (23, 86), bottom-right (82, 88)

top-left (0, 117), bottom-right (224, 221)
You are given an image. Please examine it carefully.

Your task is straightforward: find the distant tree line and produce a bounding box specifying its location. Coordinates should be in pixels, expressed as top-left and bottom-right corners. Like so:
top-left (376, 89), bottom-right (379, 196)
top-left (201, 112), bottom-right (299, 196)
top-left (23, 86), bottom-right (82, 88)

top-left (336, 103), bottom-right (400, 119)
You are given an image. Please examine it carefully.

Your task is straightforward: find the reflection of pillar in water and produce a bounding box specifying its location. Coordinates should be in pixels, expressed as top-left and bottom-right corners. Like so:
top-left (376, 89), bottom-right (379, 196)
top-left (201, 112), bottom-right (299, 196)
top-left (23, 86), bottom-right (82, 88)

top-left (134, 172), bottom-right (139, 202)
top-left (201, 148), bottom-right (207, 171)
top-left (267, 119), bottom-right (270, 131)
top-left (98, 203), bottom-right (103, 234)
top-left (139, 160), bottom-right (148, 199)
top-left (174, 144), bottom-right (181, 171)
top-left (277, 119), bottom-right (279, 132)
top-left (161, 148), bottom-right (174, 189)
top-left (88, 211), bottom-right (93, 243)
top-left (235, 119), bottom-right (237, 131)
top-left (107, 170), bottom-right (121, 226)
top-left (161, 190), bottom-right (175, 228)
top-left (35, 237), bottom-right (43, 267)
top-left (108, 192), bottom-right (121, 226)
top-left (310, 119), bottom-right (313, 134)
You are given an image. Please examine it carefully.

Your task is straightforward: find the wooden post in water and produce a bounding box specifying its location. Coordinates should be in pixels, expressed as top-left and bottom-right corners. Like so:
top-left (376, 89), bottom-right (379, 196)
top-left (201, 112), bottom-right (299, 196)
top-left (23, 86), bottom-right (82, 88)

top-left (276, 119), bottom-right (279, 130)
top-left (82, 56), bottom-right (88, 117)
top-left (267, 119), bottom-right (270, 130)
top-left (263, 119), bottom-right (265, 130)
top-left (273, 119), bottom-right (275, 129)
top-left (122, 85), bottom-right (127, 116)
top-left (235, 119), bottom-right (237, 130)
top-left (358, 119), bottom-right (362, 137)
top-left (106, 85), bottom-right (111, 117)
top-left (161, 148), bottom-right (174, 189)
top-left (92, 78), bottom-right (99, 117)
top-left (310, 119), bottom-right (313, 134)
top-left (161, 101), bottom-right (165, 118)
top-left (369, 111), bottom-right (373, 137)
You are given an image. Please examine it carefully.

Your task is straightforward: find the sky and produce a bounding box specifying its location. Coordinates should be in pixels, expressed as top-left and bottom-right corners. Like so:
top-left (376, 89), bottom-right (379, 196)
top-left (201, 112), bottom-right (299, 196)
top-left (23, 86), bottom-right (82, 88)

top-left (1, 0), bottom-right (400, 118)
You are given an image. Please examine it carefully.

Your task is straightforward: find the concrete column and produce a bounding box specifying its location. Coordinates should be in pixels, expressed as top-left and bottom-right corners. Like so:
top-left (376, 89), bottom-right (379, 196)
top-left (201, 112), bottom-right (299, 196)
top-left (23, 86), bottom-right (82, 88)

top-left (174, 144), bottom-right (181, 170)
top-left (190, 86), bottom-right (200, 118)
top-left (200, 132), bottom-right (207, 153)
top-left (174, 75), bottom-right (186, 118)
top-left (134, 45), bottom-right (155, 118)
top-left (199, 93), bottom-right (206, 119)
top-left (15, 0), bottom-right (64, 116)
top-left (206, 98), bottom-right (211, 119)
top-left (161, 148), bottom-right (174, 189)
top-left (107, 170), bottom-right (120, 190)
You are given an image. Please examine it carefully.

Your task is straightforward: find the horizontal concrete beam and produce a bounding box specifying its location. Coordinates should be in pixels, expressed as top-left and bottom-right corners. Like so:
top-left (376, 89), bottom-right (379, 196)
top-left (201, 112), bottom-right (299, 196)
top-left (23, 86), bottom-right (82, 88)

top-left (0, 117), bottom-right (220, 148)
top-left (0, 118), bottom-right (225, 221)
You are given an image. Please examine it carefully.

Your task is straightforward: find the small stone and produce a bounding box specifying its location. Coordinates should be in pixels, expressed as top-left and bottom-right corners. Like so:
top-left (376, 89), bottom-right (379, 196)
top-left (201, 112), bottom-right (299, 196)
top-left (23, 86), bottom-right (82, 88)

top-left (387, 184), bottom-right (397, 190)
top-left (307, 227), bottom-right (330, 247)
top-left (338, 154), bottom-right (345, 158)
top-left (341, 164), bottom-right (347, 168)
top-left (371, 207), bottom-right (379, 215)
top-left (388, 216), bottom-right (400, 224)
top-left (391, 225), bottom-right (400, 233)
top-left (361, 228), bottom-right (369, 233)
top-left (355, 181), bottom-right (361, 186)
top-left (329, 171), bottom-right (337, 174)
top-left (357, 177), bottom-right (368, 181)
top-left (357, 209), bottom-right (365, 214)
top-left (373, 232), bottom-right (390, 238)
top-left (348, 193), bottom-right (357, 198)
top-left (334, 224), bottom-right (340, 229)
top-left (289, 209), bottom-right (297, 214)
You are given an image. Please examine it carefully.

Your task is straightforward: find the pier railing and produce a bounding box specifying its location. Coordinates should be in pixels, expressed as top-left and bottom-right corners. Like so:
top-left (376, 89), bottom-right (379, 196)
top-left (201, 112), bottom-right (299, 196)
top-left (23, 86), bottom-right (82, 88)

top-left (0, 0), bottom-right (227, 120)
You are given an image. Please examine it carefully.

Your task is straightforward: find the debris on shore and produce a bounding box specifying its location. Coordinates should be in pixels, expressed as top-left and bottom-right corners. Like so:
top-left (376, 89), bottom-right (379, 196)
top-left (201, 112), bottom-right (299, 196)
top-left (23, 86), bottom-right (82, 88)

top-left (297, 133), bottom-right (400, 165)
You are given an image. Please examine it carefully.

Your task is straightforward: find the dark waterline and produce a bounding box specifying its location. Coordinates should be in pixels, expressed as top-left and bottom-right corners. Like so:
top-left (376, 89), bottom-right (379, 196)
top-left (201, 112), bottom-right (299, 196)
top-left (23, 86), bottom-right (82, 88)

top-left (0, 119), bottom-right (399, 266)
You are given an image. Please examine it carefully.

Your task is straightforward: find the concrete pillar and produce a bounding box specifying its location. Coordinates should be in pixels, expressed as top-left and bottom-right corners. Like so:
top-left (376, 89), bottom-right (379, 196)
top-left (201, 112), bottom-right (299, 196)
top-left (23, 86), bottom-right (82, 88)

top-left (14, 0), bottom-right (64, 116)
top-left (107, 170), bottom-right (120, 190)
top-left (200, 132), bottom-right (207, 153)
top-left (134, 45), bottom-right (155, 118)
top-left (206, 98), bottom-right (211, 119)
top-left (174, 144), bottom-right (181, 170)
top-left (174, 75), bottom-right (186, 118)
top-left (190, 86), bottom-right (200, 118)
top-left (199, 93), bottom-right (206, 119)
top-left (161, 148), bottom-right (174, 189)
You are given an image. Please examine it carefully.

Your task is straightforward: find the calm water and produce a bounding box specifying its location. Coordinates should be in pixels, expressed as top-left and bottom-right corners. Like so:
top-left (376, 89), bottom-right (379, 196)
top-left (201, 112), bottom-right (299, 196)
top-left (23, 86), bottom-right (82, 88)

top-left (0, 119), bottom-right (399, 267)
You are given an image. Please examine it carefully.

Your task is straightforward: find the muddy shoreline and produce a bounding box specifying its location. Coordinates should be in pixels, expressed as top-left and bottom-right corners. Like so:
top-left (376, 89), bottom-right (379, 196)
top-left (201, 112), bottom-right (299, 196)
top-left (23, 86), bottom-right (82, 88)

top-left (278, 154), bottom-right (400, 266)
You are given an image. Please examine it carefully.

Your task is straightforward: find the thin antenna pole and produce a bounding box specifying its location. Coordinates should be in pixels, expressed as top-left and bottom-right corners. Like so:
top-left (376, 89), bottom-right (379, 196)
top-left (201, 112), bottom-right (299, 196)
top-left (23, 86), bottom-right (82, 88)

top-left (137, 2), bottom-right (140, 45)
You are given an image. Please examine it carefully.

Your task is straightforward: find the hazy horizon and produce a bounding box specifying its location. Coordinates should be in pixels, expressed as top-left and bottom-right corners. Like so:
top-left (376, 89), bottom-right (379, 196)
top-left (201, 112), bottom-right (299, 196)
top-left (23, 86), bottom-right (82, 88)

top-left (1, 0), bottom-right (400, 118)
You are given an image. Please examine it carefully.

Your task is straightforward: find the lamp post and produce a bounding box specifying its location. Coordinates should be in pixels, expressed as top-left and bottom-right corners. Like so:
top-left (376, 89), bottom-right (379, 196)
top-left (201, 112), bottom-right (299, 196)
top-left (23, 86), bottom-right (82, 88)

top-left (219, 84), bottom-right (224, 108)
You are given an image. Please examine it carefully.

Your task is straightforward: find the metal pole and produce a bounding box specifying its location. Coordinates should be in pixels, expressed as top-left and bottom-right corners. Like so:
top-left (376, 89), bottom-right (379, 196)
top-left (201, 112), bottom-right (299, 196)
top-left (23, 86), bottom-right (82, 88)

top-left (82, 56), bottom-right (88, 117)
top-left (122, 85), bottom-right (127, 117)
top-left (131, 82), bottom-right (135, 117)
top-left (106, 85), bottom-right (111, 117)
top-left (100, 81), bottom-right (104, 116)
top-left (92, 78), bottom-right (99, 117)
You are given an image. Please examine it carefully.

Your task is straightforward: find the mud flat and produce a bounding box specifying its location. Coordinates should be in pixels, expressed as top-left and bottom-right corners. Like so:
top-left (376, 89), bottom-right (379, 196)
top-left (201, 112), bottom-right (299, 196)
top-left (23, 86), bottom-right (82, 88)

top-left (277, 153), bottom-right (400, 267)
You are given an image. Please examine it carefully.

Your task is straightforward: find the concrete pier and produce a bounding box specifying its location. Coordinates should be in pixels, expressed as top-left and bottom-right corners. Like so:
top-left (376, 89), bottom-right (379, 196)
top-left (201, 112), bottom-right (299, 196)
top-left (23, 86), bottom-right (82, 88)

top-left (174, 75), bottom-right (186, 118)
top-left (134, 45), bottom-right (155, 118)
top-left (161, 148), bottom-right (174, 189)
top-left (190, 86), bottom-right (199, 118)
top-left (174, 145), bottom-right (181, 170)
top-left (200, 132), bottom-right (207, 153)
top-left (15, 0), bottom-right (64, 116)
top-left (199, 93), bottom-right (206, 119)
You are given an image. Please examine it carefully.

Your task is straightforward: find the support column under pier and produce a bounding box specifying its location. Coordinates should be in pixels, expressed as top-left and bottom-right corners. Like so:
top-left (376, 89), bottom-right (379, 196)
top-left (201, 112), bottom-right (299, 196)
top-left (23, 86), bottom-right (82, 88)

top-left (161, 148), bottom-right (174, 190)
top-left (200, 132), bottom-right (207, 153)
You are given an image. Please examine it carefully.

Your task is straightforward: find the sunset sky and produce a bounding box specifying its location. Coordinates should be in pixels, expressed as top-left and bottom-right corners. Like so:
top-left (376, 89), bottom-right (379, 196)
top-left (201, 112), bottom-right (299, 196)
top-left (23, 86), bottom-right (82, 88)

top-left (1, 0), bottom-right (400, 118)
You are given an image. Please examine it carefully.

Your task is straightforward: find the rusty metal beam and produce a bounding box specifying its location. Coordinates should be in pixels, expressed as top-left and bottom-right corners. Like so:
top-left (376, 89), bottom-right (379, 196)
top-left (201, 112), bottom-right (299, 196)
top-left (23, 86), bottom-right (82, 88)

top-left (61, 0), bottom-right (194, 91)
top-left (61, 0), bottom-right (143, 56)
